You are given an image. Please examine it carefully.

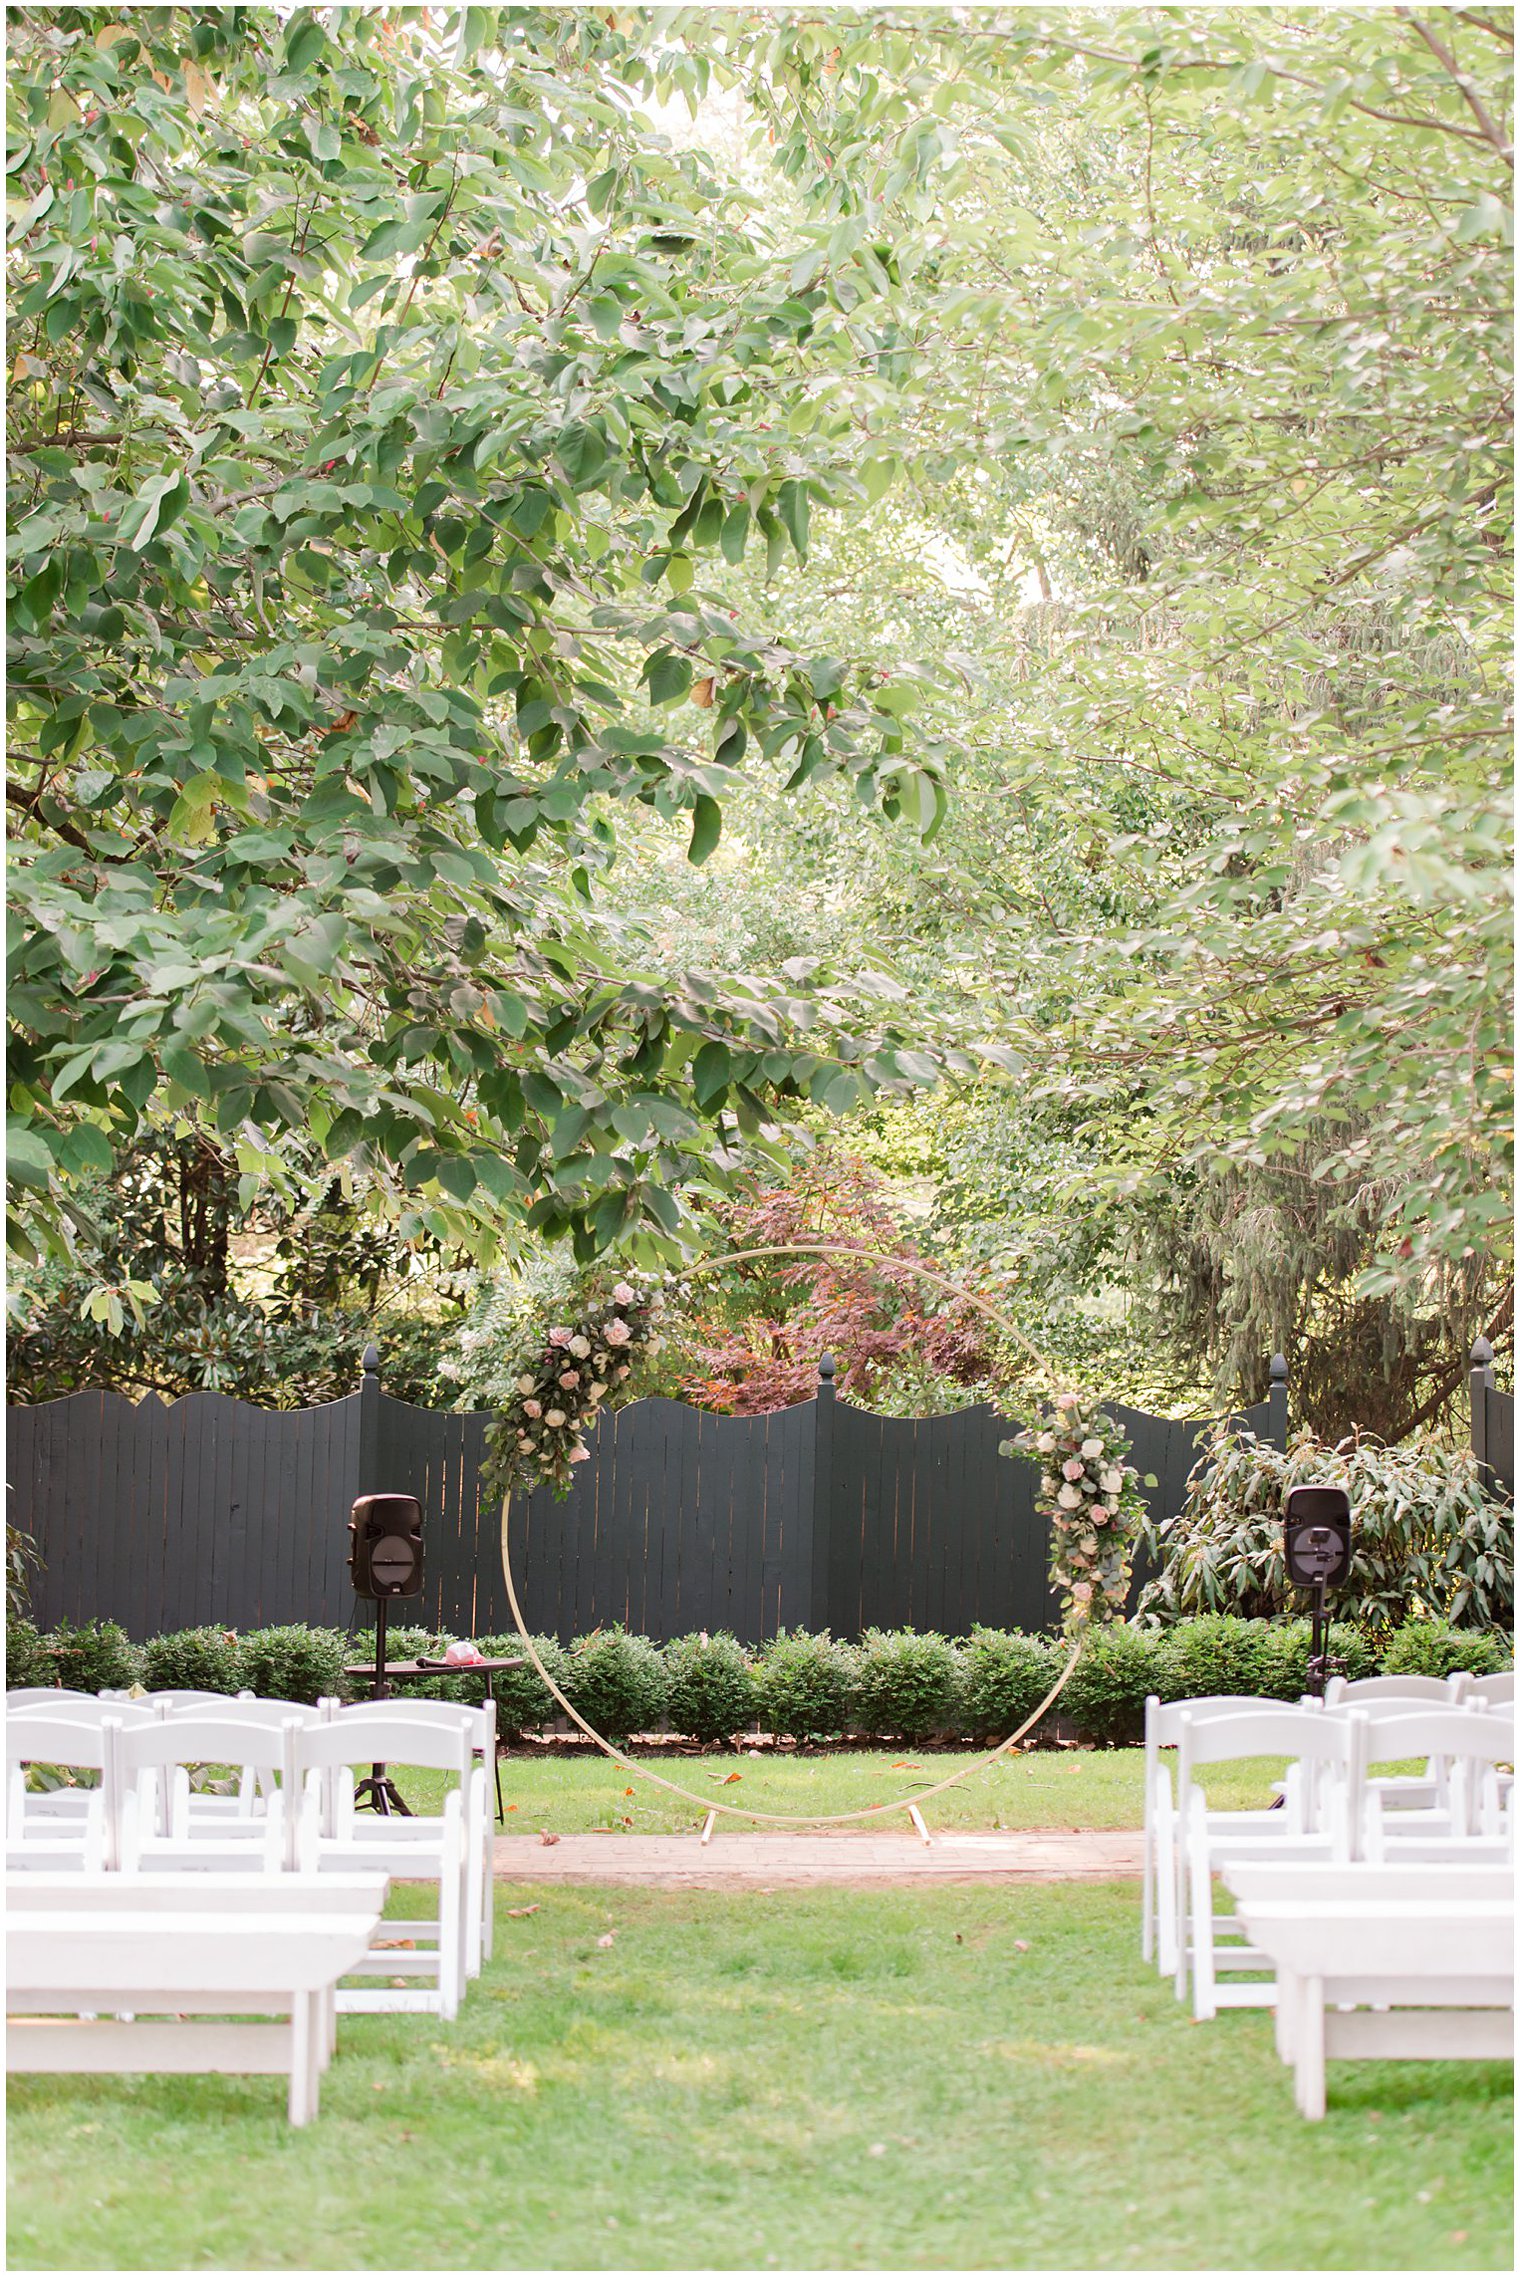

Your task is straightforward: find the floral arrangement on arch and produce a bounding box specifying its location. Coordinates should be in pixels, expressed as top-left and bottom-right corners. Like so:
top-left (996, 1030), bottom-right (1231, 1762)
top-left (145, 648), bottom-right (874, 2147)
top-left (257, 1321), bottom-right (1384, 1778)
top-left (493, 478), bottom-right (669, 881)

top-left (999, 1390), bottom-right (1153, 1630)
top-left (482, 1274), bottom-right (666, 1501)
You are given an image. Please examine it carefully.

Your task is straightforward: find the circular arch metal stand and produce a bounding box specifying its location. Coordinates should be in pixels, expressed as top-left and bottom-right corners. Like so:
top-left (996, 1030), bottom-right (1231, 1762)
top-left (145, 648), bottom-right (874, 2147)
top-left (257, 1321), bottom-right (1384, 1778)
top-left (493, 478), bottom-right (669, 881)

top-left (499, 1240), bottom-right (1090, 1827)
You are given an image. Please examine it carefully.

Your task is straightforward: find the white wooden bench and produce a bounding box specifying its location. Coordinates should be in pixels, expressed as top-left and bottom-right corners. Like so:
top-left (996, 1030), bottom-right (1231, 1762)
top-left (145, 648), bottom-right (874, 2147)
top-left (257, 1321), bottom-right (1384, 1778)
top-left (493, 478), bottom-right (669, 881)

top-left (1225, 1867), bottom-right (1514, 2119)
top-left (6, 1872), bottom-right (388, 2124)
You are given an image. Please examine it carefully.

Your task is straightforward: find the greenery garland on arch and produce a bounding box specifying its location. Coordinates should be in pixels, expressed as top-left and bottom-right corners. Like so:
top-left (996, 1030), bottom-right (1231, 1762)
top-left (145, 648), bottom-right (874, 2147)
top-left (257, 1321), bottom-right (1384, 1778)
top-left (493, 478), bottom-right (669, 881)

top-left (484, 1242), bottom-right (1149, 1631)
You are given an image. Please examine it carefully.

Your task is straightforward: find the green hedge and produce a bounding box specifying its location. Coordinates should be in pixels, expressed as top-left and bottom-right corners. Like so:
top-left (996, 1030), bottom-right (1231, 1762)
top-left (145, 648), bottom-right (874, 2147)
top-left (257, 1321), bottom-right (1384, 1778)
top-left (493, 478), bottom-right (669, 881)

top-left (10, 1615), bottom-right (1511, 1745)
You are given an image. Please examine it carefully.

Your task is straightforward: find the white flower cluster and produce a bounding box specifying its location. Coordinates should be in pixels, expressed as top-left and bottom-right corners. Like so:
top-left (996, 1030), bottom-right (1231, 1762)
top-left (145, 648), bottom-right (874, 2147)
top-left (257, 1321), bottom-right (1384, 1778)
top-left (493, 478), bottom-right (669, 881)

top-left (1002, 1389), bottom-right (1146, 1630)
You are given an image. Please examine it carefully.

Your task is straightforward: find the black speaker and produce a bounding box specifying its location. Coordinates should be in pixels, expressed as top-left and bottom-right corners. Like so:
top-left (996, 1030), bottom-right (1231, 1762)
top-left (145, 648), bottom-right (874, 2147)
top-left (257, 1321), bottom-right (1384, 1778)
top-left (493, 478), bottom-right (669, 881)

top-left (1283, 1485), bottom-right (1352, 1589)
top-left (349, 1493), bottom-right (423, 1599)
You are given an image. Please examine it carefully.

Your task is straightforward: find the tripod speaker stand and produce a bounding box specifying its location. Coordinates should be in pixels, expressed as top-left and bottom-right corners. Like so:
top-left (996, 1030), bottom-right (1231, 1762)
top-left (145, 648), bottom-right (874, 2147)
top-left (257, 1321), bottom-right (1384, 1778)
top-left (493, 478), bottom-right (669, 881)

top-left (348, 1492), bottom-right (425, 1816)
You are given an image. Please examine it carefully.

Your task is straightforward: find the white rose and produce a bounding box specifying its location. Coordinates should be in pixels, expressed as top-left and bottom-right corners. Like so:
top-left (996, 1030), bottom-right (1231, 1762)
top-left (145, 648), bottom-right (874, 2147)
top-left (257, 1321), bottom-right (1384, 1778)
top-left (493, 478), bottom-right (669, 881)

top-left (1041, 1473), bottom-right (1057, 1494)
top-left (569, 1335), bottom-right (591, 1359)
top-left (1100, 1467), bottom-right (1123, 1494)
top-left (1057, 1484), bottom-right (1083, 1510)
top-left (516, 1375), bottom-right (536, 1395)
top-left (545, 1408), bottom-right (567, 1429)
top-left (588, 1382), bottom-right (605, 1402)
top-left (1036, 1432), bottom-right (1056, 1453)
top-left (1081, 1438), bottom-right (1104, 1460)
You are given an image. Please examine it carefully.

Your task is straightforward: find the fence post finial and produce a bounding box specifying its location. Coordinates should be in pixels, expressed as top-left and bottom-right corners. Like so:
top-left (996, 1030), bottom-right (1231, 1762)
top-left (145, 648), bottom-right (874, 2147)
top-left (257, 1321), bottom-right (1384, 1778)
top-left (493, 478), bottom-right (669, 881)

top-left (818, 1352), bottom-right (836, 1390)
top-left (361, 1342), bottom-right (381, 1382)
top-left (1266, 1351), bottom-right (1289, 1453)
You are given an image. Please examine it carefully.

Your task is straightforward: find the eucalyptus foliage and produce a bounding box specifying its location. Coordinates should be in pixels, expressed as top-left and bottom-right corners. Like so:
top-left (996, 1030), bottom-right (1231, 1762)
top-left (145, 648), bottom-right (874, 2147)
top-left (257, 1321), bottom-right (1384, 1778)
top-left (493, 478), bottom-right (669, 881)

top-left (1138, 1423), bottom-right (1513, 1634)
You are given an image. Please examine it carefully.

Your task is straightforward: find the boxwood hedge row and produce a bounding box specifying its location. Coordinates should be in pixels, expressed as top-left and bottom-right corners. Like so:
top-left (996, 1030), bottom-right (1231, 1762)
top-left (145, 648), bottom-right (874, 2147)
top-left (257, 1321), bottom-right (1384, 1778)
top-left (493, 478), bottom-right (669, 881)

top-left (7, 1611), bottom-right (1509, 1747)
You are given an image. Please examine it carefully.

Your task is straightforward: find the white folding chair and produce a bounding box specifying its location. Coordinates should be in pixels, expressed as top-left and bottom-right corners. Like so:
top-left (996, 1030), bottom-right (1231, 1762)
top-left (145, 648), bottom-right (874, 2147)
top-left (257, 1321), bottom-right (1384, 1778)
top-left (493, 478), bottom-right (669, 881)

top-left (1323, 1673), bottom-right (1455, 1707)
top-left (328, 1698), bottom-right (496, 1974)
top-left (1464, 1672), bottom-right (1515, 1708)
top-left (110, 1717), bottom-right (302, 1875)
top-left (1359, 1710), bottom-right (1515, 1858)
top-left (6, 1689), bottom-right (95, 1708)
top-left (144, 1689), bottom-right (252, 1709)
top-left (294, 1710), bottom-right (475, 2019)
top-left (1176, 1706), bottom-right (1363, 2020)
top-left (6, 1711), bottom-right (124, 1869)
top-left (160, 1698), bottom-right (328, 1826)
top-left (1324, 1689), bottom-right (1485, 1817)
top-left (1142, 1695), bottom-right (1294, 1975)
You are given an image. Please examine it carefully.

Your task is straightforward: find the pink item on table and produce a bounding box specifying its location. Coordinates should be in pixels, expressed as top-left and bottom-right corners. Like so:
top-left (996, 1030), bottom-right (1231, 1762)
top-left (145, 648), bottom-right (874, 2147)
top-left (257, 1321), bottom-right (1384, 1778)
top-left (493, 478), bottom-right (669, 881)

top-left (443, 1639), bottom-right (485, 1666)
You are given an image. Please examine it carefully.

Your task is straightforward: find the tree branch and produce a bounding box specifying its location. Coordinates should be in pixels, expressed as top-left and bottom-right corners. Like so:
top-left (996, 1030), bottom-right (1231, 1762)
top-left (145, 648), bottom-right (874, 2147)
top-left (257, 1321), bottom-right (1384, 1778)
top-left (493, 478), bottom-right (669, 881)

top-left (1399, 10), bottom-right (1515, 165)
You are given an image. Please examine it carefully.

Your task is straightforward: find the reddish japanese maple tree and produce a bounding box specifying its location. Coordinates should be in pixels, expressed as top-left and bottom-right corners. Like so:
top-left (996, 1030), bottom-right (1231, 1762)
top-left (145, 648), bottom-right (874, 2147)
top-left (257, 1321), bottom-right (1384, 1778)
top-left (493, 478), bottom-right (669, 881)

top-left (677, 1153), bottom-right (990, 1414)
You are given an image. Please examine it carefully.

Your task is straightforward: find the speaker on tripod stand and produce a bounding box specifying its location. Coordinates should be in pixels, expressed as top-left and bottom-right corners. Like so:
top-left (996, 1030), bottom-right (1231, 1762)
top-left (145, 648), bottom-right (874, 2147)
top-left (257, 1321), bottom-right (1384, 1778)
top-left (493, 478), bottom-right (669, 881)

top-left (1283, 1484), bottom-right (1352, 1699)
top-left (349, 1492), bottom-right (423, 1813)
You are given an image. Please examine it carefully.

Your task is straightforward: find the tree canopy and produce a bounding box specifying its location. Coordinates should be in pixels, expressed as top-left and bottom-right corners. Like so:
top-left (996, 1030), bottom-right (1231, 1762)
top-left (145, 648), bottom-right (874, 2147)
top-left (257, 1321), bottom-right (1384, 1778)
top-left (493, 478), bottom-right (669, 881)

top-left (7, 6), bottom-right (1512, 1428)
top-left (7, 4), bottom-right (981, 1274)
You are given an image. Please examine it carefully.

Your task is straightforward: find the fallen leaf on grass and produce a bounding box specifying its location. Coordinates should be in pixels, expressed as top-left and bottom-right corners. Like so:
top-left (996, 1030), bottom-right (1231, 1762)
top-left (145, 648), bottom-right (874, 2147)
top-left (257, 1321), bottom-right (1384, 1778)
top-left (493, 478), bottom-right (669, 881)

top-left (505, 1904), bottom-right (539, 1919)
top-left (595, 1932), bottom-right (616, 1949)
top-left (1013, 1940), bottom-right (1030, 1952)
top-left (375, 1938), bottom-right (416, 1950)
top-left (722, 1771), bottom-right (742, 1784)
top-left (624, 1786), bottom-right (635, 1796)
top-left (506, 1803), bottom-right (518, 1812)
top-left (891, 1761), bottom-right (923, 1771)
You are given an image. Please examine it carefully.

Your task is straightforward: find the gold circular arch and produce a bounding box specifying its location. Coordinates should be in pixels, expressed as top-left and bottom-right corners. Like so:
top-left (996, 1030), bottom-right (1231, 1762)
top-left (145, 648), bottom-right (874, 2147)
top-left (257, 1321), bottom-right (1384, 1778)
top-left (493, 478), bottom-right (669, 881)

top-left (498, 1240), bottom-right (1086, 1828)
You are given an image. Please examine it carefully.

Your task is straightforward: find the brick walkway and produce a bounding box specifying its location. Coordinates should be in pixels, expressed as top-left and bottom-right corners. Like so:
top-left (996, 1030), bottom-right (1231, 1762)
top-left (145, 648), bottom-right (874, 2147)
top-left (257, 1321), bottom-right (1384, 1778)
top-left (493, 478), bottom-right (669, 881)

top-left (494, 1828), bottom-right (1142, 1886)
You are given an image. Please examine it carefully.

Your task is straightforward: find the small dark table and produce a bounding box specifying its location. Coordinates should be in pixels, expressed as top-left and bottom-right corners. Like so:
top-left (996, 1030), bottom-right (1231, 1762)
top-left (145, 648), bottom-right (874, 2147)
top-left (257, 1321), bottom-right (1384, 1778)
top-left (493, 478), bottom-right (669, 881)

top-left (342, 1656), bottom-right (525, 1821)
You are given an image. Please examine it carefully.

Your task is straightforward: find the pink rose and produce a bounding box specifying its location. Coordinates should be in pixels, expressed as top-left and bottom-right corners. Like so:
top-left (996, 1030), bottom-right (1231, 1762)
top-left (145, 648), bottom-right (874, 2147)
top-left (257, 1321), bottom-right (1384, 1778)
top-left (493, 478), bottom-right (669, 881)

top-left (523, 1399), bottom-right (542, 1419)
top-left (1062, 1459), bottom-right (1085, 1481)
top-left (569, 1444), bottom-right (590, 1464)
top-left (548, 1327), bottom-right (572, 1348)
top-left (612, 1282), bottom-right (635, 1306)
top-left (616, 1363), bottom-right (631, 1379)
top-left (1071, 1581), bottom-right (1093, 1603)
top-left (604, 1318), bottom-right (631, 1347)
top-left (1055, 1392), bottom-right (1079, 1410)
top-left (558, 1369), bottom-right (580, 1389)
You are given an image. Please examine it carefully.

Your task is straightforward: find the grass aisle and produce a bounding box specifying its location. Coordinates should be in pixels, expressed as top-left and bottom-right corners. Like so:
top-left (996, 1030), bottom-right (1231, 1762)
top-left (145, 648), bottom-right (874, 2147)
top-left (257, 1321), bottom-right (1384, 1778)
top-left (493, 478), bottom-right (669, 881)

top-left (402, 1746), bottom-right (1313, 1834)
top-left (7, 1883), bottom-right (1510, 2272)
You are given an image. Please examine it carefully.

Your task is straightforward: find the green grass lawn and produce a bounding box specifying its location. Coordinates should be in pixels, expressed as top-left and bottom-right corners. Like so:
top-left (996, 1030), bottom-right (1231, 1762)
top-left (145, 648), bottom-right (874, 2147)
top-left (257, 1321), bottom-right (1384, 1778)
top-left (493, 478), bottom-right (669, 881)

top-left (7, 1881), bottom-right (1510, 2272)
top-left (400, 1745), bottom-right (1316, 1833)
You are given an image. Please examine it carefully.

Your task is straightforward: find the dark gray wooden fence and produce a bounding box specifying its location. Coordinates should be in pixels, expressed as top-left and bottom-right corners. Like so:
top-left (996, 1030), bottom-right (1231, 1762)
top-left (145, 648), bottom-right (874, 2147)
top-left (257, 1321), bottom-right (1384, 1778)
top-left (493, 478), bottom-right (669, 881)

top-left (10, 1347), bottom-right (1285, 1644)
top-left (1470, 1336), bottom-right (1514, 1501)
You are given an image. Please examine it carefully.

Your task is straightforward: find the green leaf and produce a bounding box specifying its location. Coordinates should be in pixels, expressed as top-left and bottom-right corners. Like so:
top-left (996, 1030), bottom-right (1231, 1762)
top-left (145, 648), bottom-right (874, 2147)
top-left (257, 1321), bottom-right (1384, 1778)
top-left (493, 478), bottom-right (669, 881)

top-left (776, 479), bottom-right (810, 560)
top-left (644, 650), bottom-right (692, 707)
top-left (282, 12), bottom-right (327, 73)
top-left (687, 794), bottom-right (722, 865)
top-left (691, 1041), bottom-right (731, 1107)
